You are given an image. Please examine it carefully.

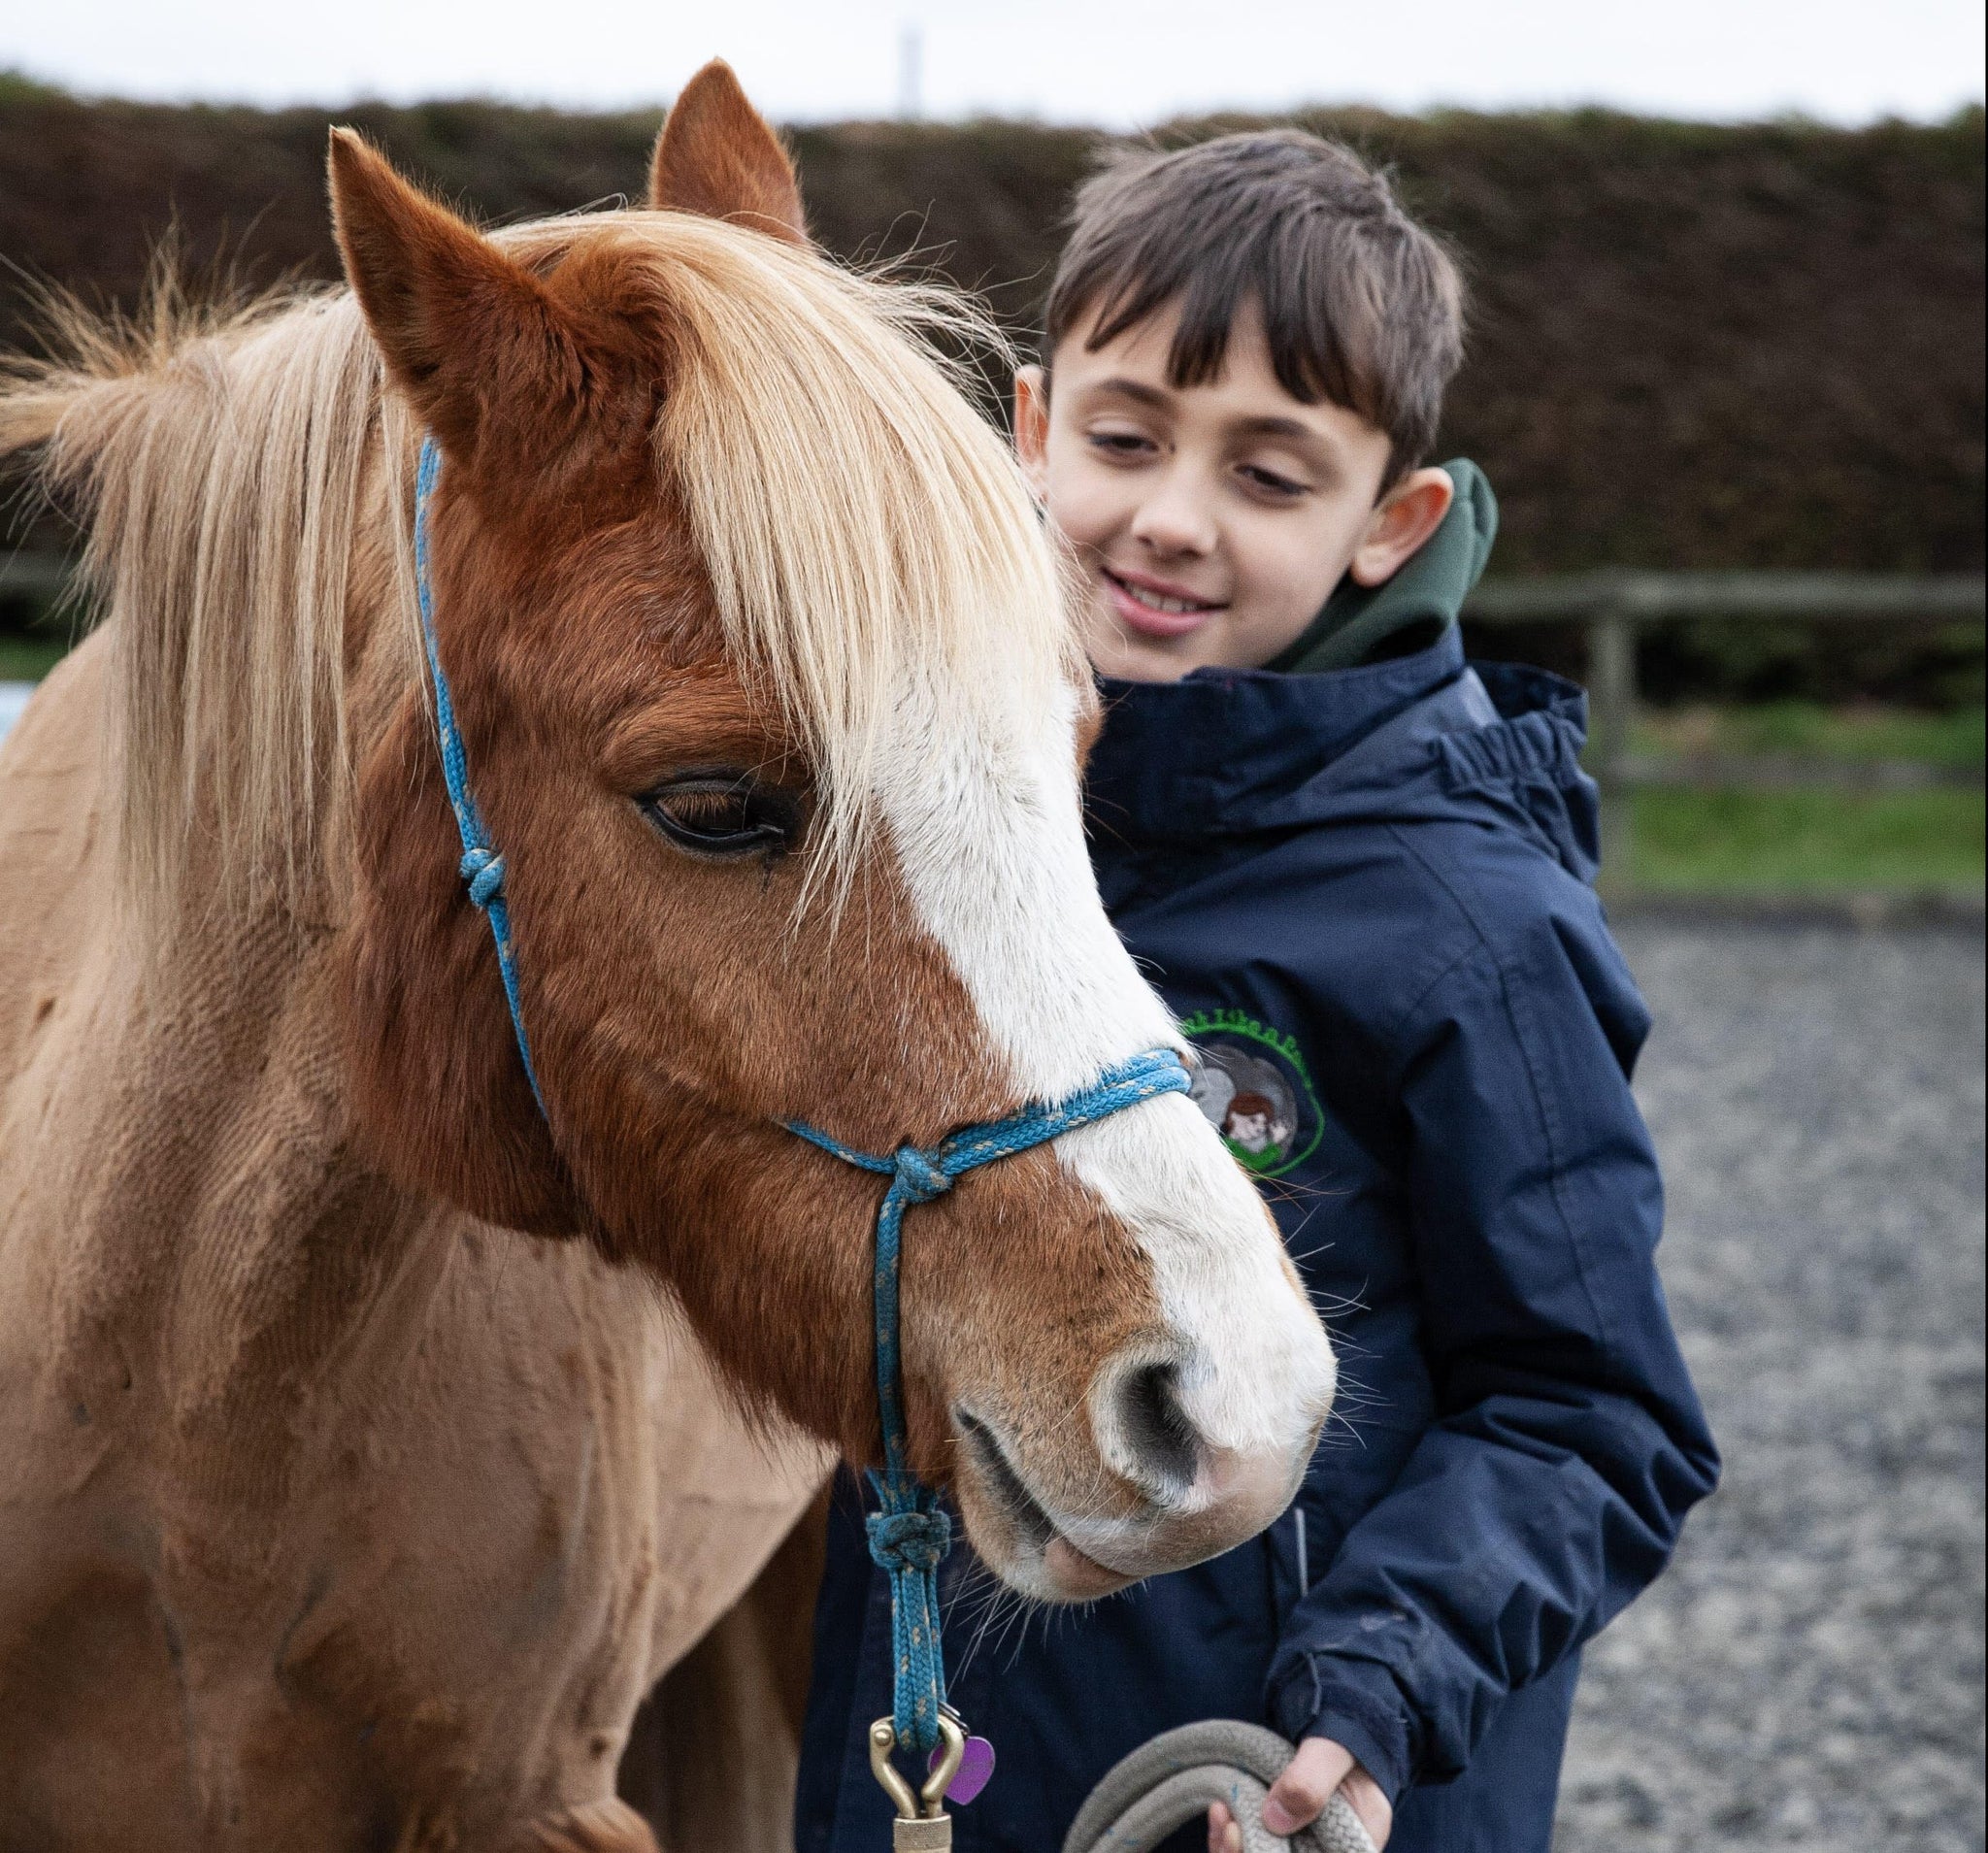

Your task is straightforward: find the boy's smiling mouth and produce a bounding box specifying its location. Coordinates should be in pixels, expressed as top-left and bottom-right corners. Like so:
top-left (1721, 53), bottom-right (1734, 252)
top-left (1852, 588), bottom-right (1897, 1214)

top-left (1101, 565), bottom-right (1228, 640)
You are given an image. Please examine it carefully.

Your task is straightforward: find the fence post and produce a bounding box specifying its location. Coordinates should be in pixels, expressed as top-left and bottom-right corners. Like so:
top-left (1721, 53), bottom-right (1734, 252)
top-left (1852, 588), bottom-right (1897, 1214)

top-left (1587, 591), bottom-right (1638, 893)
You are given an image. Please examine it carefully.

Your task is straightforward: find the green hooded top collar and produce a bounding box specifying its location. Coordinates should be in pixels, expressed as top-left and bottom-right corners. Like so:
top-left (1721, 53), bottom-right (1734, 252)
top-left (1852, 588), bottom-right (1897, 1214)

top-left (1264, 457), bottom-right (1498, 675)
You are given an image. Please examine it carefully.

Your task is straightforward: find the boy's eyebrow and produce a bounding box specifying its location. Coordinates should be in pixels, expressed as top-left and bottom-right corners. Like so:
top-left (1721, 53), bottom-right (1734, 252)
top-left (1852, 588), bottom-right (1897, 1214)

top-left (1087, 376), bottom-right (1176, 411)
top-left (1232, 414), bottom-right (1323, 444)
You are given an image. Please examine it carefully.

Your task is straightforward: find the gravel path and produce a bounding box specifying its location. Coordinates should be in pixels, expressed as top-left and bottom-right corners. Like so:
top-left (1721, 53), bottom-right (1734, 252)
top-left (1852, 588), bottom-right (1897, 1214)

top-left (1555, 922), bottom-right (1986, 1853)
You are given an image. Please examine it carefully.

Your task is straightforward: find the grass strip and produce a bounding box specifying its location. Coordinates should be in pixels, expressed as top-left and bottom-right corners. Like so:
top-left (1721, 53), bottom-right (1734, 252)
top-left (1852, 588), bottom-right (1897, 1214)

top-left (1628, 786), bottom-right (1983, 894)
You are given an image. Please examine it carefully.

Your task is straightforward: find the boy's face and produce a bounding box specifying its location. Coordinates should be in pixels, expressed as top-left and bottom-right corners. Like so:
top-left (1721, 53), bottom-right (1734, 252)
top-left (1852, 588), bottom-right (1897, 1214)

top-left (1015, 299), bottom-right (1453, 681)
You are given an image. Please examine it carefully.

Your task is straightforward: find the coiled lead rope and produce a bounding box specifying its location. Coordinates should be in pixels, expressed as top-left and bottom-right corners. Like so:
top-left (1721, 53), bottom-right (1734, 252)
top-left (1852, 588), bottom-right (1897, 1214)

top-left (1064, 1722), bottom-right (1378, 1853)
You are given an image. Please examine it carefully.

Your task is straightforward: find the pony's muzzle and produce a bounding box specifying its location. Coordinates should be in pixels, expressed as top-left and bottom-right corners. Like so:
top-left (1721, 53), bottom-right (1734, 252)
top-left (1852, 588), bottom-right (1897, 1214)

top-left (953, 1319), bottom-right (1334, 1603)
top-left (1075, 1339), bottom-right (1333, 1570)
top-left (1092, 1352), bottom-right (1206, 1506)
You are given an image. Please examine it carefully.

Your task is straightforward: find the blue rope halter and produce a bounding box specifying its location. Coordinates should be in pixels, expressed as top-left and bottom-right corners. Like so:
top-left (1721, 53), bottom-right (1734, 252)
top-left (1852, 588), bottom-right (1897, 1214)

top-left (411, 436), bottom-right (1191, 1765)
top-left (788, 1045), bottom-right (1189, 1755)
top-left (414, 438), bottom-right (547, 1119)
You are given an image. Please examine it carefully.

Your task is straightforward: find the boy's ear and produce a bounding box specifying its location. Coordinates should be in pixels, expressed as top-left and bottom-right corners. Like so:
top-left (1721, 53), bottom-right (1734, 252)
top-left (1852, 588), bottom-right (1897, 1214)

top-left (328, 127), bottom-right (587, 469)
top-left (1349, 467), bottom-right (1454, 587)
top-left (1013, 364), bottom-right (1050, 497)
top-left (647, 60), bottom-right (806, 244)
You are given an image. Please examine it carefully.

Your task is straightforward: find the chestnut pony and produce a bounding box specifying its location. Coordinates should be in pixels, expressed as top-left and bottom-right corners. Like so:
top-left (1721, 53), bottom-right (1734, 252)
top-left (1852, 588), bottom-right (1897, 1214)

top-left (0, 65), bottom-right (1335, 1853)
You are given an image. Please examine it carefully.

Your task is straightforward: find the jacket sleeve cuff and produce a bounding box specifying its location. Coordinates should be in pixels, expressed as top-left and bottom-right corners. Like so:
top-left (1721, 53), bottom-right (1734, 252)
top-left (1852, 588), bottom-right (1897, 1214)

top-left (1270, 1655), bottom-right (1416, 1808)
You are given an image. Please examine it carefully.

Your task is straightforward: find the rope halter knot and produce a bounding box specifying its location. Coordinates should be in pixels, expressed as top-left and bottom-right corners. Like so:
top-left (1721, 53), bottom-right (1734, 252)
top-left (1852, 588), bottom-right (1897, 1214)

top-left (890, 1145), bottom-right (954, 1205)
top-left (867, 1506), bottom-right (952, 1573)
top-left (459, 846), bottom-right (507, 910)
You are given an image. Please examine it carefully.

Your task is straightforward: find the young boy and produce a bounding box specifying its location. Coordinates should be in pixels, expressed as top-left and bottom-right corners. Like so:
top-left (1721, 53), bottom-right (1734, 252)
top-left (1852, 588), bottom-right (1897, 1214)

top-left (794, 130), bottom-right (1717, 1853)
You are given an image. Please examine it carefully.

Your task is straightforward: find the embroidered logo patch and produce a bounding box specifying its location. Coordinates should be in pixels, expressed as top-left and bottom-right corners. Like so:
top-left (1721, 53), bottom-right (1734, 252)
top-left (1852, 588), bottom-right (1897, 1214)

top-left (1178, 1008), bottom-right (1324, 1177)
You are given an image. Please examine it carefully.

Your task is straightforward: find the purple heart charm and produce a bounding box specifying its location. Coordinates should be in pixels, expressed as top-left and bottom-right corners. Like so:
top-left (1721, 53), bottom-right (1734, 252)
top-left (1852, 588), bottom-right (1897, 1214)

top-left (931, 1734), bottom-right (996, 1805)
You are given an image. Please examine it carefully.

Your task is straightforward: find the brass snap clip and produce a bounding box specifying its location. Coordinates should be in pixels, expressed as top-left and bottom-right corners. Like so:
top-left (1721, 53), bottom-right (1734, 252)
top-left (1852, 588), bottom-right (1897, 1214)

top-left (869, 1711), bottom-right (966, 1851)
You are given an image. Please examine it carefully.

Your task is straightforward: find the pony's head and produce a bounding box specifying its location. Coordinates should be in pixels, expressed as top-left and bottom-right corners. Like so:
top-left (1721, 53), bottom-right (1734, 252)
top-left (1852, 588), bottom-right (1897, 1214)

top-left (315, 65), bottom-right (1335, 1600)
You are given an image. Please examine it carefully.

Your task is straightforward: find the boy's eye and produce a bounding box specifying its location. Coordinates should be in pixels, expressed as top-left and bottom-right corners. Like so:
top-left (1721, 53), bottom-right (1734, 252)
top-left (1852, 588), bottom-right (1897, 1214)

top-left (1087, 429), bottom-right (1157, 458)
top-left (1239, 463), bottom-right (1309, 498)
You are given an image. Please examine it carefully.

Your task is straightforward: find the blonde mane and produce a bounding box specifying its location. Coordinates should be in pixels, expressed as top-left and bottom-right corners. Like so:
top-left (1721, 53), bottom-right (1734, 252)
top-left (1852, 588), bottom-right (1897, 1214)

top-left (0, 210), bottom-right (1073, 930)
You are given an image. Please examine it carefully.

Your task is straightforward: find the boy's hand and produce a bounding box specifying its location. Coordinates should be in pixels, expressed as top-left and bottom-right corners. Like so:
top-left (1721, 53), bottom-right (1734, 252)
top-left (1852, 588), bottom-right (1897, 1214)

top-left (1206, 1737), bottom-right (1393, 1849)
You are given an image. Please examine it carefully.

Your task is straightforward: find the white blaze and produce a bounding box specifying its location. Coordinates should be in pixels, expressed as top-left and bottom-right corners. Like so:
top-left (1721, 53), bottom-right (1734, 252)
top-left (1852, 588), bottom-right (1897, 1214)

top-left (874, 668), bottom-right (1337, 1480)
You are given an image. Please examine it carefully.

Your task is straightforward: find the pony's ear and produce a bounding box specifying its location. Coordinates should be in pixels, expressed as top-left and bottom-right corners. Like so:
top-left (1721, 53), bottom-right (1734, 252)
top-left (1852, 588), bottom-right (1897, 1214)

top-left (327, 127), bottom-right (586, 465)
top-left (647, 60), bottom-right (807, 244)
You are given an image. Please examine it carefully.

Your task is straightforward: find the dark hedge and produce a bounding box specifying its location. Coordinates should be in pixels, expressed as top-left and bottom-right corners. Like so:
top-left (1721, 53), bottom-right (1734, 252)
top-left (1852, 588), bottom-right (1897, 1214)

top-left (1, 75), bottom-right (1981, 697)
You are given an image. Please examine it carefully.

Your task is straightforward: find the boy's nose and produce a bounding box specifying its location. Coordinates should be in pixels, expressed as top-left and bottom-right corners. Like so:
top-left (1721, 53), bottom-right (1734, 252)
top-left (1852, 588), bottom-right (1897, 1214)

top-left (1128, 467), bottom-right (1219, 557)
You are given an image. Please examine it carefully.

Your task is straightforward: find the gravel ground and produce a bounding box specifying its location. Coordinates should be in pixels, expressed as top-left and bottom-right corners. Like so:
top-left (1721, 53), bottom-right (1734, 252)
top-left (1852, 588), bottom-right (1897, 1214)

top-left (1555, 922), bottom-right (1987, 1853)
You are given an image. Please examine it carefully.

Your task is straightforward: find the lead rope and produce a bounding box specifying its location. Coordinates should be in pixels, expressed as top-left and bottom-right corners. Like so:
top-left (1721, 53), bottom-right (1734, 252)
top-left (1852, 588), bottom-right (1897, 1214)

top-left (789, 1047), bottom-right (1191, 1846)
top-left (413, 438), bottom-right (1200, 1850)
top-left (1064, 1721), bottom-right (1378, 1853)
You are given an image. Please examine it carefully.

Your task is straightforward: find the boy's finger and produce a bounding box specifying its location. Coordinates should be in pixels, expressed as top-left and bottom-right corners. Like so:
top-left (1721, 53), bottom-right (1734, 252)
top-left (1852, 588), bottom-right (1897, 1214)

top-left (1261, 1737), bottom-right (1356, 1834)
top-left (1206, 1801), bottom-right (1242, 1853)
top-left (1339, 1769), bottom-right (1396, 1848)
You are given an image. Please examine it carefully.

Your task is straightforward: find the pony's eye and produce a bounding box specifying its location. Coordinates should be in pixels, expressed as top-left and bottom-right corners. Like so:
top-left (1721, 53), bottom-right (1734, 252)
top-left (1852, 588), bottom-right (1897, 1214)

top-left (642, 772), bottom-right (803, 861)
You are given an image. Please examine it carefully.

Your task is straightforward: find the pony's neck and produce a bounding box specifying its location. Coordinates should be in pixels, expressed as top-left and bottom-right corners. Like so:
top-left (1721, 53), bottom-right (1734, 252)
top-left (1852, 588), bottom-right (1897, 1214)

top-left (11, 624), bottom-right (445, 1479)
top-left (144, 907), bottom-right (445, 1454)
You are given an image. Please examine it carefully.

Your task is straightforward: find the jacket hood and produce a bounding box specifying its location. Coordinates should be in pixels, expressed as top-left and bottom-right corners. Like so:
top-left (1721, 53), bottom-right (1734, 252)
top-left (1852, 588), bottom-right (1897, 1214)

top-left (1265, 457), bottom-right (1499, 675)
top-left (1085, 623), bottom-right (1604, 883)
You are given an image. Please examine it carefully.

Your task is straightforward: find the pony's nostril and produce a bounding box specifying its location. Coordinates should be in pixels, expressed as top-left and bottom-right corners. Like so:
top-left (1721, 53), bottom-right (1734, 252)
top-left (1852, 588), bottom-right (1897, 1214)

top-left (1113, 1360), bottom-right (1201, 1503)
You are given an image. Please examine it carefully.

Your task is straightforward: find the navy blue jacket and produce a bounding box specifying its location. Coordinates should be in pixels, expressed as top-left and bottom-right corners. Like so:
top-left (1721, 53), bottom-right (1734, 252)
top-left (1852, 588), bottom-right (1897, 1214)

top-left (795, 623), bottom-right (1718, 1853)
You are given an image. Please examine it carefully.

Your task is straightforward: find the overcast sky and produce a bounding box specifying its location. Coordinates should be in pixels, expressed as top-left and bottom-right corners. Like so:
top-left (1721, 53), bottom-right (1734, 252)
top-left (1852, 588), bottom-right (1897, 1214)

top-left (6, 0), bottom-right (1982, 127)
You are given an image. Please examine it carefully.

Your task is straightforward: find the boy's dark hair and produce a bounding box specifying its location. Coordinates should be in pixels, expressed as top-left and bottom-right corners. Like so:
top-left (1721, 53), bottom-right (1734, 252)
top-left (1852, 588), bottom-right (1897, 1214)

top-left (1043, 130), bottom-right (1465, 482)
